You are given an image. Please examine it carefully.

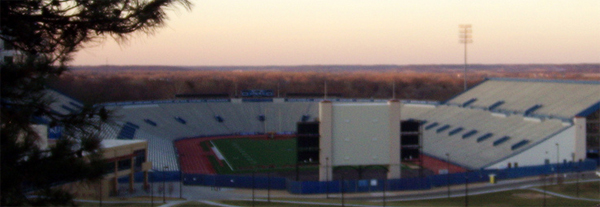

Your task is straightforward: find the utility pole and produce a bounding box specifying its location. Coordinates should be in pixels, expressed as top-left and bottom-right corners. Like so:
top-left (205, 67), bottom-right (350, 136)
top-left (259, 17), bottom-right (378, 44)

top-left (459, 24), bottom-right (473, 91)
top-left (446, 153), bottom-right (451, 199)
top-left (556, 143), bottom-right (560, 185)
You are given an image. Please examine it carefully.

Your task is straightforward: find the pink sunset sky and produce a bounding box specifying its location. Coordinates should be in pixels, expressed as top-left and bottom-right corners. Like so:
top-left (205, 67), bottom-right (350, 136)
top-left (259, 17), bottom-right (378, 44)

top-left (73, 0), bottom-right (600, 66)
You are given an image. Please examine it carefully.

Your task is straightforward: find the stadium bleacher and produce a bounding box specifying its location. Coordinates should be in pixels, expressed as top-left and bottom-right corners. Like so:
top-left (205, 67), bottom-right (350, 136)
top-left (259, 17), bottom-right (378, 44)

top-left (403, 78), bottom-right (600, 169)
top-left (87, 78), bottom-right (600, 173)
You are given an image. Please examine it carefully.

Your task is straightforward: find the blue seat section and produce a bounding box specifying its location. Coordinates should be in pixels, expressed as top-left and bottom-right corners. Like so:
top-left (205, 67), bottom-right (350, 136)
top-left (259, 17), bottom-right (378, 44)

top-left (462, 98), bottom-right (477, 107)
top-left (448, 127), bottom-right (464, 136)
top-left (69, 101), bottom-right (83, 109)
top-left (493, 136), bottom-right (511, 146)
top-left (462, 130), bottom-right (477, 139)
top-left (476, 133), bottom-right (493, 143)
top-left (488, 100), bottom-right (505, 111)
top-left (301, 115), bottom-right (311, 122)
top-left (436, 125), bottom-right (451, 133)
top-left (61, 105), bottom-right (76, 113)
top-left (425, 122), bottom-right (439, 130)
top-left (117, 122), bottom-right (139, 139)
top-left (511, 140), bottom-right (530, 150)
top-left (144, 119), bottom-right (157, 126)
top-left (215, 115), bottom-right (224, 123)
top-left (524, 104), bottom-right (543, 116)
top-left (174, 116), bottom-right (187, 124)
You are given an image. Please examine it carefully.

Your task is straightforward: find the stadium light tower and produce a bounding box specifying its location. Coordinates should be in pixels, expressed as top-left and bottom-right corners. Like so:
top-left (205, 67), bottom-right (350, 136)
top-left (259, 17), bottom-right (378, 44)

top-left (459, 24), bottom-right (473, 91)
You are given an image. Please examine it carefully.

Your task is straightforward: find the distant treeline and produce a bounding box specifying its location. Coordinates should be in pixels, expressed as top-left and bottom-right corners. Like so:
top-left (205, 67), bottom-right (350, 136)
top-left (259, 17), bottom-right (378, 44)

top-left (72, 64), bottom-right (599, 73)
top-left (51, 65), bottom-right (599, 104)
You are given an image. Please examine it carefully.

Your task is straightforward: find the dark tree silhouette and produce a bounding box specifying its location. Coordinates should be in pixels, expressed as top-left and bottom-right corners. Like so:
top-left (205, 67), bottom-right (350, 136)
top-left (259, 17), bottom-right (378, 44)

top-left (0, 0), bottom-right (192, 205)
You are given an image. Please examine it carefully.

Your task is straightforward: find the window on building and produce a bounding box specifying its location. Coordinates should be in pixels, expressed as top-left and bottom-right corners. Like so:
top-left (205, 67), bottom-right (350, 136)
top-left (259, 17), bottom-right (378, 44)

top-left (118, 159), bottom-right (132, 171)
top-left (134, 150), bottom-right (146, 171)
top-left (105, 161), bottom-right (115, 174)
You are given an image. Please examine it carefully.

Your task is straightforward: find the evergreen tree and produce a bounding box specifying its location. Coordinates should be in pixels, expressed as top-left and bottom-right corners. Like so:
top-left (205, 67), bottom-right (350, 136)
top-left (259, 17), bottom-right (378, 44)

top-left (1, 0), bottom-right (192, 205)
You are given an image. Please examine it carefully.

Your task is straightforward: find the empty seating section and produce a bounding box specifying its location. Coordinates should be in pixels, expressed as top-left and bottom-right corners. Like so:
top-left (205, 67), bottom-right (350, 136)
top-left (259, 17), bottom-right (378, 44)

top-left (117, 122), bottom-right (139, 139)
top-left (511, 140), bottom-right (530, 150)
top-left (105, 100), bottom-right (322, 171)
top-left (476, 133), bottom-right (493, 143)
top-left (493, 136), bottom-right (511, 146)
top-left (101, 79), bottom-right (600, 172)
top-left (448, 127), bottom-right (464, 136)
top-left (46, 90), bottom-right (83, 115)
top-left (403, 78), bottom-right (600, 169)
top-left (447, 79), bottom-right (600, 118)
top-left (61, 105), bottom-right (76, 113)
top-left (462, 130), bottom-right (477, 139)
top-left (488, 101), bottom-right (505, 111)
top-left (436, 125), bottom-right (451, 133)
top-left (402, 104), bottom-right (568, 169)
top-left (134, 130), bottom-right (179, 171)
top-left (462, 98), bottom-right (477, 107)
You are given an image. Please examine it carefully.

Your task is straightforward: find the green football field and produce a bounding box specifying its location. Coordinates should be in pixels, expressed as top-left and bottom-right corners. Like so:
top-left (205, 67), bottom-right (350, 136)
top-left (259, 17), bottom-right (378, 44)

top-left (210, 138), bottom-right (298, 173)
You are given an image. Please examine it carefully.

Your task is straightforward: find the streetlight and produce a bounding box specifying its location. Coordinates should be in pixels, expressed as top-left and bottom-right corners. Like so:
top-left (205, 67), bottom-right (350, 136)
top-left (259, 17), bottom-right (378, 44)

top-left (251, 171), bottom-right (255, 207)
top-left (446, 153), bottom-right (451, 198)
top-left (542, 174), bottom-right (546, 207)
top-left (464, 172), bottom-right (469, 207)
top-left (268, 166), bottom-right (271, 203)
top-left (576, 160), bottom-right (581, 197)
top-left (341, 173), bottom-right (345, 207)
top-left (163, 166), bottom-right (168, 203)
top-left (150, 170), bottom-right (154, 207)
top-left (543, 151), bottom-right (547, 207)
top-left (459, 24), bottom-right (473, 91)
top-left (555, 143), bottom-right (559, 185)
top-left (179, 170), bottom-right (183, 199)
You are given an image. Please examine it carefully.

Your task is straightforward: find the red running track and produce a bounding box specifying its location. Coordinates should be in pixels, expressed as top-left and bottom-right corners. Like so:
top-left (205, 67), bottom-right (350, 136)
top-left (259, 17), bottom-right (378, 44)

top-left (419, 154), bottom-right (467, 174)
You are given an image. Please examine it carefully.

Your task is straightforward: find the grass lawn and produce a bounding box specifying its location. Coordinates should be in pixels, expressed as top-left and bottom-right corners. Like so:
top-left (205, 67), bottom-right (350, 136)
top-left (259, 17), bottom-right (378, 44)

top-left (211, 138), bottom-right (297, 172)
top-left (386, 189), bottom-right (596, 206)
top-left (173, 201), bottom-right (227, 207)
top-left (186, 188), bottom-right (598, 207)
top-left (538, 180), bottom-right (600, 200)
top-left (77, 202), bottom-right (154, 207)
top-left (76, 196), bottom-right (184, 207)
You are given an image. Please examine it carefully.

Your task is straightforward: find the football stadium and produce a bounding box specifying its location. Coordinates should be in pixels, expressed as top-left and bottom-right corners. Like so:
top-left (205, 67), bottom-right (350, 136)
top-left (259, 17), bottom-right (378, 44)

top-left (48, 78), bottom-right (600, 194)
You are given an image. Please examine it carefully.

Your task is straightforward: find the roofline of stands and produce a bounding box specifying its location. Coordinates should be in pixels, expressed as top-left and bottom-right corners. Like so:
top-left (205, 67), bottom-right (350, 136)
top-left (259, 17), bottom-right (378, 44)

top-left (441, 78), bottom-right (600, 105)
top-left (576, 101), bottom-right (600, 117)
top-left (487, 77), bottom-right (600, 85)
top-left (440, 78), bottom-right (490, 105)
top-left (46, 87), bottom-right (85, 105)
top-left (480, 125), bottom-right (573, 169)
top-left (98, 98), bottom-right (403, 107)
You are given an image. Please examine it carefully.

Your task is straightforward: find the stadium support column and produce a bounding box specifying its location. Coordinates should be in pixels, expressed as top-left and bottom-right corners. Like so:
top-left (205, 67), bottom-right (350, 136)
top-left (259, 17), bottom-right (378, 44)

top-left (387, 99), bottom-right (401, 179)
top-left (573, 117), bottom-right (586, 161)
top-left (319, 100), bottom-right (333, 181)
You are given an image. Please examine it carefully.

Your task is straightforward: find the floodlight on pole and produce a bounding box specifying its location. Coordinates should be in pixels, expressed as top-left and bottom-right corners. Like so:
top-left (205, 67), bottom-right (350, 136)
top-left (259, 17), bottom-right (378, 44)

top-left (459, 24), bottom-right (473, 91)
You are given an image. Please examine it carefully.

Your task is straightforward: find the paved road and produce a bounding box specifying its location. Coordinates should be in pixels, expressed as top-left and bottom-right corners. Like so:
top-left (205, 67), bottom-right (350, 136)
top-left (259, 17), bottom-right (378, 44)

top-left (82, 170), bottom-right (598, 206)
top-left (353, 171), bottom-right (600, 202)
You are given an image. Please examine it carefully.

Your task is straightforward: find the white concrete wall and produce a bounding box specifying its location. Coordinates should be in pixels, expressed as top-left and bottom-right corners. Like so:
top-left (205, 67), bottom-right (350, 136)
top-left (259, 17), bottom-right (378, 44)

top-left (319, 101), bottom-right (333, 181)
top-left (486, 126), bottom-right (576, 169)
top-left (331, 103), bottom-right (391, 166)
top-left (573, 117), bottom-right (587, 161)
